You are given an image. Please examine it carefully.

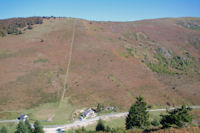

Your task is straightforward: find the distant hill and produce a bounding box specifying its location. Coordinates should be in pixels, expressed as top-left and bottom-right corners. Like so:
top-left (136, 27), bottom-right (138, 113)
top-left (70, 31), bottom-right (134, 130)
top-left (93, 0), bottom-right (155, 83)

top-left (0, 17), bottom-right (200, 111)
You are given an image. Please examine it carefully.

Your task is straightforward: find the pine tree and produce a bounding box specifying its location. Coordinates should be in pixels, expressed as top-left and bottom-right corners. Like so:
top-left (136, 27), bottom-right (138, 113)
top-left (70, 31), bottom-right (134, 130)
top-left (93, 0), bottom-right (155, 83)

top-left (160, 105), bottom-right (192, 128)
top-left (96, 119), bottom-right (105, 131)
top-left (33, 120), bottom-right (44, 133)
top-left (15, 121), bottom-right (28, 133)
top-left (25, 119), bottom-right (32, 133)
top-left (126, 96), bottom-right (150, 129)
top-left (0, 126), bottom-right (7, 133)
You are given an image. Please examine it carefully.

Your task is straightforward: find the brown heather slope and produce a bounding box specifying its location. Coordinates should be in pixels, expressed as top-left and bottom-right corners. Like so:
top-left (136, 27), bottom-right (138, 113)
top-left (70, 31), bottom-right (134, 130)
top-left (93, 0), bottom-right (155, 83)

top-left (0, 17), bottom-right (199, 111)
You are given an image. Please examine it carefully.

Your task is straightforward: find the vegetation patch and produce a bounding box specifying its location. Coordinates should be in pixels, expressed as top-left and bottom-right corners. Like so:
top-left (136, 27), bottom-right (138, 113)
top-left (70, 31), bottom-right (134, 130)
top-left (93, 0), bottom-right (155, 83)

top-left (117, 50), bottom-right (129, 58)
top-left (0, 112), bottom-right (20, 120)
top-left (177, 21), bottom-right (200, 30)
top-left (33, 58), bottom-right (49, 63)
top-left (145, 48), bottom-right (200, 75)
top-left (126, 48), bottom-right (134, 56)
top-left (135, 32), bottom-right (149, 41)
top-left (122, 32), bottom-right (135, 40)
top-left (92, 26), bottom-right (104, 32)
top-left (0, 17), bottom-right (43, 37)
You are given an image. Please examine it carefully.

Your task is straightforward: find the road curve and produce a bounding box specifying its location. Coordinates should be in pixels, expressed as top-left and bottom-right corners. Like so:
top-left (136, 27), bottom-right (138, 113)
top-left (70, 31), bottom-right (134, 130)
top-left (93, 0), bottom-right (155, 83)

top-left (43, 106), bottom-right (200, 133)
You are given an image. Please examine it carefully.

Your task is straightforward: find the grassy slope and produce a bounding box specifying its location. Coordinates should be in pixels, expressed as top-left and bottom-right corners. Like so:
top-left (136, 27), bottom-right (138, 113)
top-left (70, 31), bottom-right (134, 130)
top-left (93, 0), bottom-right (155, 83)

top-left (0, 17), bottom-right (200, 122)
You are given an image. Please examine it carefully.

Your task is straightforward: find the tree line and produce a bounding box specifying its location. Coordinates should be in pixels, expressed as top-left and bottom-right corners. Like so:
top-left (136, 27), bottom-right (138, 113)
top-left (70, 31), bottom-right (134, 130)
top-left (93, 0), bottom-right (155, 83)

top-left (0, 17), bottom-right (43, 37)
top-left (0, 120), bottom-right (43, 133)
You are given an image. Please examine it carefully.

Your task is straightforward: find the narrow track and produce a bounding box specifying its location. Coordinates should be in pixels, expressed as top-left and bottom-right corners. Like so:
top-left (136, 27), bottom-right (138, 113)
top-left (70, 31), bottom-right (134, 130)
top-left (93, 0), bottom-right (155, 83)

top-left (60, 19), bottom-right (76, 104)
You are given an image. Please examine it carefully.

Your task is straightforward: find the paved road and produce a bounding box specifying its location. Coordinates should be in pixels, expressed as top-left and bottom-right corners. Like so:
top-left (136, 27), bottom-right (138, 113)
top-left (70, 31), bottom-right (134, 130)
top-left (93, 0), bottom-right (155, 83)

top-left (43, 106), bottom-right (200, 133)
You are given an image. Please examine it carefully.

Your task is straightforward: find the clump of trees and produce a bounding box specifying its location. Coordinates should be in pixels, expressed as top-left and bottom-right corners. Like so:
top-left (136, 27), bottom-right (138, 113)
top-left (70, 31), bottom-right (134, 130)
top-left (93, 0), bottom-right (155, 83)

top-left (14, 120), bottom-right (43, 133)
top-left (160, 105), bottom-right (192, 128)
top-left (0, 17), bottom-right (43, 37)
top-left (125, 96), bottom-right (193, 130)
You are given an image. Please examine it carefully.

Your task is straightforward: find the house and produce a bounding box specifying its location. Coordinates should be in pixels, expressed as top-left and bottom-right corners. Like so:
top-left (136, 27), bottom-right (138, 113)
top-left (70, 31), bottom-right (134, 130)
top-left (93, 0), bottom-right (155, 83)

top-left (82, 109), bottom-right (96, 118)
top-left (17, 114), bottom-right (28, 121)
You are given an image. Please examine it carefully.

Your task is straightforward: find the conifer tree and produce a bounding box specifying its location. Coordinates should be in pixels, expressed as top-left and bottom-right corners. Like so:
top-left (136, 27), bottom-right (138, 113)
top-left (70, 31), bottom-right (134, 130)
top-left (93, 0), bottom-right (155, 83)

top-left (15, 121), bottom-right (28, 133)
top-left (33, 120), bottom-right (44, 133)
top-left (126, 96), bottom-right (150, 129)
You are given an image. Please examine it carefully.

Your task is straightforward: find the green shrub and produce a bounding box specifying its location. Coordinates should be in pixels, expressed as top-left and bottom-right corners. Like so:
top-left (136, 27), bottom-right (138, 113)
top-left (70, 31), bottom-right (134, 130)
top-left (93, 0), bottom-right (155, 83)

top-left (126, 48), bottom-right (134, 56)
top-left (0, 126), bottom-right (7, 133)
top-left (105, 125), bottom-right (111, 132)
top-left (151, 118), bottom-right (160, 126)
top-left (33, 58), bottom-right (48, 63)
top-left (96, 103), bottom-right (104, 113)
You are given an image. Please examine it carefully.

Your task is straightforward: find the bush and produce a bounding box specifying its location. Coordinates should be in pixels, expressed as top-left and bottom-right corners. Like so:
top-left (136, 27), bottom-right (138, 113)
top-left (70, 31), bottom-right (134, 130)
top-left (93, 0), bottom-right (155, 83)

top-left (18, 30), bottom-right (22, 34)
top-left (96, 119), bottom-right (105, 131)
top-left (105, 125), bottom-right (111, 132)
top-left (0, 126), bottom-right (7, 133)
top-left (151, 118), bottom-right (160, 126)
top-left (96, 103), bottom-right (104, 113)
top-left (160, 105), bottom-right (192, 128)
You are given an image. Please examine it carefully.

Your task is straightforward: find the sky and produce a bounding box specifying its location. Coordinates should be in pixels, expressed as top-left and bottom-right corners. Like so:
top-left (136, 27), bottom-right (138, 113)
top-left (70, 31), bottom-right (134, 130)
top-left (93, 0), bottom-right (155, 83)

top-left (1, 0), bottom-right (200, 21)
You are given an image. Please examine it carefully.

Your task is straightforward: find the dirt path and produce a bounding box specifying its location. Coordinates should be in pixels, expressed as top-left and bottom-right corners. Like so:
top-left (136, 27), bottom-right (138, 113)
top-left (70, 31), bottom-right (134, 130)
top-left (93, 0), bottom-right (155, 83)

top-left (60, 19), bottom-right (76, 104)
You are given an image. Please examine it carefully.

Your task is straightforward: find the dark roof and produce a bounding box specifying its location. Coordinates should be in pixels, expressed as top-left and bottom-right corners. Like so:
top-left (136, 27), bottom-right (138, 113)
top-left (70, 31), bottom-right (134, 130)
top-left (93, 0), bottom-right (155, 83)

top-left (17, 114), bottom-right (27, 120)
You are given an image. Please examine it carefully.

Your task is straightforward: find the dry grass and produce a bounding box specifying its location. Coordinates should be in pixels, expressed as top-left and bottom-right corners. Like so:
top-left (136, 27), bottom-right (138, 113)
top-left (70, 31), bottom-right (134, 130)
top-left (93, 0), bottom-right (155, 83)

top-left (0, 17), bottom-right (199, 114)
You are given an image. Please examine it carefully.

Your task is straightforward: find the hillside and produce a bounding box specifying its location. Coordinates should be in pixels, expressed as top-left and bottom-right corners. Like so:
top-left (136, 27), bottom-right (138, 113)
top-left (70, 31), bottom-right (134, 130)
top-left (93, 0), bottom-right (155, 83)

top-left (0, 17), bottom-right (200, 112)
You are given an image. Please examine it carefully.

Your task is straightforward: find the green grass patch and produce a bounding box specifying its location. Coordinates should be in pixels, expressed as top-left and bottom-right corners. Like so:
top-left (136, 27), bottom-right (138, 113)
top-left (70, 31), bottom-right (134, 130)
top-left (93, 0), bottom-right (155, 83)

top-left (24, 97), bottom-right (78, 125)
top-left (117, 50), bottom-right (129, 58)
top-left (86, 117), bottom-right (125, 131)
top-left (0, 123), bottom-right (17, 133)
top-left (92, 26), bottom-right (104, 32)
top-left (33, 58), bottom-right (48, 63)
top-left (0, 112), bottom-right (20, 120)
